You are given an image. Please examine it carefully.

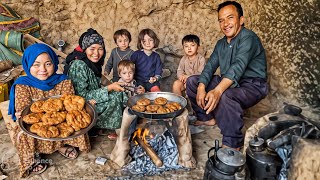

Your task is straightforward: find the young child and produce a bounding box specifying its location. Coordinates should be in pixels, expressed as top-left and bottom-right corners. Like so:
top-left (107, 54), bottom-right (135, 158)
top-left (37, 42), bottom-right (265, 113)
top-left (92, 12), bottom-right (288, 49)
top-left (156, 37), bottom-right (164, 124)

top-left (130, 28), bottom-right (163, 92)
top-left (172, 34), bottom-right (206, 95)
top-left (117, 60), bottom-right (145, 96)
top-left (105, 29), bottom-right (134, 82)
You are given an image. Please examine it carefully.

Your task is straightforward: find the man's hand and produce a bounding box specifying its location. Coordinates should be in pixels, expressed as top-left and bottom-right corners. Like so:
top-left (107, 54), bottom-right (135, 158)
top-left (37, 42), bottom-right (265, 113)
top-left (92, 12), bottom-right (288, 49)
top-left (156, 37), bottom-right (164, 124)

top-left (196, 83), bottom-right (207, 109)
top-left (107, 82), bottom-right (125, 92)
top-left (204, 89), bottom-right (223, 114)
top-left (202, 78), bottom-right (233, 114)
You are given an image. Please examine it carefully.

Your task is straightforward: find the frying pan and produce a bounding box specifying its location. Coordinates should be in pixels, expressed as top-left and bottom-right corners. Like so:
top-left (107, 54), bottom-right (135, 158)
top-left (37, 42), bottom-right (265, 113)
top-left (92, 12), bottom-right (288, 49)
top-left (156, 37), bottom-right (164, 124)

top-left (127, 92), bottom-right (187, 119)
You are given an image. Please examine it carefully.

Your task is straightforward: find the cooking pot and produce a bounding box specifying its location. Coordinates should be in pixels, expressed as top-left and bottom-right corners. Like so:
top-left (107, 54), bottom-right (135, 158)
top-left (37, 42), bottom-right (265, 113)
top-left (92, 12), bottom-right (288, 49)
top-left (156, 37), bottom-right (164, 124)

top-left (207, 140), bottom-right (246, 175)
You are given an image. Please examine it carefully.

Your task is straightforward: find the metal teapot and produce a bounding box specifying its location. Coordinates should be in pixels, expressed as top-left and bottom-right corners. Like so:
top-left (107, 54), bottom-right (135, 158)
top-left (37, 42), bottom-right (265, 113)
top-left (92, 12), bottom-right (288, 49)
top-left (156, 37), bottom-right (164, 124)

top-left (204, 139), bottom-right (246, 180)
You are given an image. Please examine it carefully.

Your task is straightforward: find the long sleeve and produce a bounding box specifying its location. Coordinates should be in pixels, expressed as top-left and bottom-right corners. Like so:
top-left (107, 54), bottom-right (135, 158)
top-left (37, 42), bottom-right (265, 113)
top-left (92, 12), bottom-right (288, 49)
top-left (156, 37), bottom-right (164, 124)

top-left (196, 55), bottom-right (206, 75)
top-left (199, 45), bottom-right (220, 87)
top-left (177, 57), bottom-right (186, 79)
top-left (15, 85), bottom-right (32, 114)
top-left (223, 35), bottom-right (257, 87)
top-left (154, 53), bottom-right (163, 77)
top-left (68, 60), bottom-right (110, 103)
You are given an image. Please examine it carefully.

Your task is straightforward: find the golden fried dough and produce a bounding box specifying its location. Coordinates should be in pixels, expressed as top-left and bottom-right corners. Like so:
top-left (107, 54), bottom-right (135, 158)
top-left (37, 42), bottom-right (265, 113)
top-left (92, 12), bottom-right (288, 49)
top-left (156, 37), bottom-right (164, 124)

top-left (154, 97), bottom-right (168, 105)
top-left (41, 111), bottom-right (66, 125)
top-left (37, 125), bottom-right (59, 138)
top-left (132, 105), bottom-right (146, 112)
top-left (137, 98), bottom-right (151, 106)
top-left (30, 122), bottom-right (46, 134)
top-left (66, 110), bottom-right (91, 131)
top-left (146, 105), bottom-right (160, 112)
top-left (63, 95), bottom-right (85, 111)
top-left (30, 100), bottom-right (45, 113)
top-left (57, 122), bottom-right (75, 138)
top-left (23, 112), bottom-right (44, 124)
top-left (42, 98), bottom-right (64, 112)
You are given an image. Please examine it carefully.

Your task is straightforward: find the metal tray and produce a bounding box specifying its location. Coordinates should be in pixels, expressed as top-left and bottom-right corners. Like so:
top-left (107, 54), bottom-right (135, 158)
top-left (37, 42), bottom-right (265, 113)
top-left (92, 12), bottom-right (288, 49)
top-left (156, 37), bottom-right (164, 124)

top-left (127, 92), bottom-right (187, 119)
top-left (18, 97), bottom-right (97, 141)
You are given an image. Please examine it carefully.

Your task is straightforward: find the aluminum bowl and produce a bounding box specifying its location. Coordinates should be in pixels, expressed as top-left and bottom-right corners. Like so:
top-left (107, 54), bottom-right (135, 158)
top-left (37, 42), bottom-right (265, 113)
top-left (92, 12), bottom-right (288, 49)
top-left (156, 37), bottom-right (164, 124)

top-left (127, 92), bottom-right (187, 119)
top-left (18, 97), bottom-right (97, 141)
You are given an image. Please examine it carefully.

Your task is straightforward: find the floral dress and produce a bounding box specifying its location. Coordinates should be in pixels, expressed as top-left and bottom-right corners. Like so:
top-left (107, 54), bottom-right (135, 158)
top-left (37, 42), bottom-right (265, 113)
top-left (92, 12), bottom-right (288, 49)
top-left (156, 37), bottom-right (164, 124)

top-left (68, 60), bottom-right (128, 129)
top-left (9, 79), bottom-right (91, 177)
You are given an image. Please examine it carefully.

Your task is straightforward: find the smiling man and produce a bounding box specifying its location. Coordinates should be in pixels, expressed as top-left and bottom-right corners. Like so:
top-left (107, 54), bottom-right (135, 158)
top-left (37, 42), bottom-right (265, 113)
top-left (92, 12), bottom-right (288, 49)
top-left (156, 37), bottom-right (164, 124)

top-left (186, 1), bottom-right (268, 150)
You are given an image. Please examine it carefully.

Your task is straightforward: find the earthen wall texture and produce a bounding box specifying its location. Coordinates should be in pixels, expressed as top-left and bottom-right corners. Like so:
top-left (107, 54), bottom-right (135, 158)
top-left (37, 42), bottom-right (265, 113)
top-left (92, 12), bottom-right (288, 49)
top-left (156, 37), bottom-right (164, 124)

top-left (3, 0), bottom-right (320, 116)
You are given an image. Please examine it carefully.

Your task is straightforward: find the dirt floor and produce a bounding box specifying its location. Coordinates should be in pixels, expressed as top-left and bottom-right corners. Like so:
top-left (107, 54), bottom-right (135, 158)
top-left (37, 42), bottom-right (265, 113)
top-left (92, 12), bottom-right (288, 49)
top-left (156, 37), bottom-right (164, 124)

top-left (0, 114), bottom-right (256, 180)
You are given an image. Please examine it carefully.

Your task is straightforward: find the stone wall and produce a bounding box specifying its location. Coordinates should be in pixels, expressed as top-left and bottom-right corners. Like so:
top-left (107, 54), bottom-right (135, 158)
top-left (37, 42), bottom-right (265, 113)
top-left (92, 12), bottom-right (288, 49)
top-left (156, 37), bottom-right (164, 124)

top-left (3, 0), bottom-right (319, 117)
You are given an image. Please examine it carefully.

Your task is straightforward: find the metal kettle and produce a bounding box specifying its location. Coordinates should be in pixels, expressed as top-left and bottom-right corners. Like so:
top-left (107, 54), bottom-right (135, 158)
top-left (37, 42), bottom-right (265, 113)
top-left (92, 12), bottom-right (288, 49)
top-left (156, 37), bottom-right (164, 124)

top-left (204, 139), bottom-right (246, 180)
top-left (246, 136), bottom-right (282, 180)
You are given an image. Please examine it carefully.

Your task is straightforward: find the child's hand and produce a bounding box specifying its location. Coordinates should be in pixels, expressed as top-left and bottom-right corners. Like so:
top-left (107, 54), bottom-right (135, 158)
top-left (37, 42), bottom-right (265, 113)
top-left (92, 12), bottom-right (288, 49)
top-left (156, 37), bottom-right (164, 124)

top-left (136, 86), bottom-right (145, 94)
top-left (88, 99), bottom-right (97, 106)
top-left (179, 75), bottom-right (187, 83)
top-left (149, 77), bottom-right (157, 84)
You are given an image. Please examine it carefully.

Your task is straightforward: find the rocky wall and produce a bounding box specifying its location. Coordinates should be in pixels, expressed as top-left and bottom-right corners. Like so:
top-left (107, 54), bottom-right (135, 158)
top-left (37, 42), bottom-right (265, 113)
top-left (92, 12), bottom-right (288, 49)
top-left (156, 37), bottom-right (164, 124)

top-left (3, 0), bottom-right (320, 117)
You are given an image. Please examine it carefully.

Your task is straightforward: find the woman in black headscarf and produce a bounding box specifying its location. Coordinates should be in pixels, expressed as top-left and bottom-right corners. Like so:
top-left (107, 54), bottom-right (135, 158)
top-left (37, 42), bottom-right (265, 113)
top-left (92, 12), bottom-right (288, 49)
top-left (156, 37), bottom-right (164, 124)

top-left (65, 28), bottom-right (127, 137)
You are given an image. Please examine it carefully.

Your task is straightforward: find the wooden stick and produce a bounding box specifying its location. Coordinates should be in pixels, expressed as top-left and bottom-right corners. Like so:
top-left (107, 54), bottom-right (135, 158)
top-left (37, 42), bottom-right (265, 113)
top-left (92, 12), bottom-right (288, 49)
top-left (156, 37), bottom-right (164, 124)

top-left (135, 137), bottom-right (163, 167)
top-left (23, 34), bottom-right (67, 59)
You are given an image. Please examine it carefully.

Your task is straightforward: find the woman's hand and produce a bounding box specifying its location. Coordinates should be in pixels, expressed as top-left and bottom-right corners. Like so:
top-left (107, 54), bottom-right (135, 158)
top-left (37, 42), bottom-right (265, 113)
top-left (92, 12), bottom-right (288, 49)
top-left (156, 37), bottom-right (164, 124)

top-left (107, 82), bottom-right (125, 92)
top-left (15, 112), bottom-right (22, 119)
top-left (88, 99), bottom-right (96, 106)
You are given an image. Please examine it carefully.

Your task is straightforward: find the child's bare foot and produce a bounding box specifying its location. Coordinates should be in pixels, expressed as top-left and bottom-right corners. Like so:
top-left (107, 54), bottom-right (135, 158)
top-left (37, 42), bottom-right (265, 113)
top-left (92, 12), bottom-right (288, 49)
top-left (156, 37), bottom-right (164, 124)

top-left (192, 119), bottom-right (216, 126)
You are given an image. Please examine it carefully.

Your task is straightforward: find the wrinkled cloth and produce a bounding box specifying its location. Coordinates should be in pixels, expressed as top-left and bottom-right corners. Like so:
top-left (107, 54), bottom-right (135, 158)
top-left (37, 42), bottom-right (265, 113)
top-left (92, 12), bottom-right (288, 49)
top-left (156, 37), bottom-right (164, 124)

top-left (276, 145), bottom-right (292, 180)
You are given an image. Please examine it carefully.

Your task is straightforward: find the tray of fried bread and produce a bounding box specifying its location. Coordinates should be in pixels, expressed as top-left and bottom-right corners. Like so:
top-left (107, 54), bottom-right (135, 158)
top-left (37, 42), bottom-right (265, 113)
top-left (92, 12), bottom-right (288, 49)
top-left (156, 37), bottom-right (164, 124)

top-left (18, 94), bottom-right (97, 141)
top-left (127, 92), bottom-right (187, 119)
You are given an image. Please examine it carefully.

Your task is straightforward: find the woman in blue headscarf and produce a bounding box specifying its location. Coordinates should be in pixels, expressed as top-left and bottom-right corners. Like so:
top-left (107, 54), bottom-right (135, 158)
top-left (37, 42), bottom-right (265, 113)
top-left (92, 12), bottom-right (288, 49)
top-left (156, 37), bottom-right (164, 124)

top-left (7, 43), bottom-right (91, 177)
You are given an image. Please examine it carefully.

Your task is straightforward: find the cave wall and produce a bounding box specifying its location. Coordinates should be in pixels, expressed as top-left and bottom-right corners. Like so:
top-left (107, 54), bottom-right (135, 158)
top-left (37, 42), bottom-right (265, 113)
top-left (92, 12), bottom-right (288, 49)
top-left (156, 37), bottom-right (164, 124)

top-left (3, 0), bottom-right (319, 116)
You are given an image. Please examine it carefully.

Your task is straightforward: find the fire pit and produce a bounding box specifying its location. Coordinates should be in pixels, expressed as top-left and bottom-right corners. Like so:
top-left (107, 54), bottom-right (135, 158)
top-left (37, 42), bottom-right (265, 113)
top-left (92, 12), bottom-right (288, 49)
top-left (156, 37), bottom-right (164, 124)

top-left (110, 92), bottom-right (196, 176)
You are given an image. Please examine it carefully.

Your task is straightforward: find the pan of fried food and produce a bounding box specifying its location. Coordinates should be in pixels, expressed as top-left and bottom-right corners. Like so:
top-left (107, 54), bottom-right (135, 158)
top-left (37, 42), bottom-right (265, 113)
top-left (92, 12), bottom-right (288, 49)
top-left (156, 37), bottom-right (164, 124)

top-left (127, 92), bottom-right (187, 119)
top-left (18, 95), bottom-right (97, 141)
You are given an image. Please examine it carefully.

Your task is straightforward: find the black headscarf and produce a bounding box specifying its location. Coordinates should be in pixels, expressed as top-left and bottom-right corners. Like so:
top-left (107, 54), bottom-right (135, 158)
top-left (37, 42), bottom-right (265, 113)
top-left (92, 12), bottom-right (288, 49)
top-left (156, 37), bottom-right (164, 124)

top-left (64, 28), bottom-right (105, 77)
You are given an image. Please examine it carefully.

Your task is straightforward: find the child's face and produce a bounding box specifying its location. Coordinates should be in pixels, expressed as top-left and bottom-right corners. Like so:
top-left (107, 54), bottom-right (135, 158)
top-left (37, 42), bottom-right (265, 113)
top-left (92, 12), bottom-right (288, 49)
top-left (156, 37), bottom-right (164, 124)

top-left (116, 35), bottom-right (130, 51)
top-left (119, 67), bottom-right (134, 83)
top-left (183, 41), bottom-right (198, 57)
top-left (141, 34), bottom-right (155, 51)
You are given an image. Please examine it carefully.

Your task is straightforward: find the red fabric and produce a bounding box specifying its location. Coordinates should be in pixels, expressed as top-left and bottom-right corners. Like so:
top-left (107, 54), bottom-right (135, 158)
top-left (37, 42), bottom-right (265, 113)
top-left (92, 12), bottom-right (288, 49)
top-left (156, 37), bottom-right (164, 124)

top-left (150, 86), bottom-right (161, 92)
top-left (75, 45), bottom-right (83, 52)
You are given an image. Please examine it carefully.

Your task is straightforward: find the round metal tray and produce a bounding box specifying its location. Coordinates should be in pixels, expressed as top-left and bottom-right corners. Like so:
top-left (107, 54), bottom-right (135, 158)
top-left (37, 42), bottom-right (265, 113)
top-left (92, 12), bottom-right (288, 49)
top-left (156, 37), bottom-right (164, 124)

top-left (18, 97), bottom-right (97, 141)
top-left (127, 92), bottom-right (187, 119)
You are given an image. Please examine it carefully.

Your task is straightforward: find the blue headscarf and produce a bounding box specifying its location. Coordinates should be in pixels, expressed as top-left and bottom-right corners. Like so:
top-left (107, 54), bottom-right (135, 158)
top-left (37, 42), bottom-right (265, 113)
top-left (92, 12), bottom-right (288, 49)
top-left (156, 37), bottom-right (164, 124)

top-left (8, 43), bottom-right (68, 120)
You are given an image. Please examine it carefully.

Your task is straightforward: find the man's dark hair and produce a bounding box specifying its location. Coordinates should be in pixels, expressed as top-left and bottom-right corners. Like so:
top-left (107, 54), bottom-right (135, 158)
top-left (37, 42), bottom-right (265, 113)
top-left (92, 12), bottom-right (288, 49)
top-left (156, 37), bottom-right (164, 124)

top-left (218, 1), bottom-right (243, 17)
top-left (182, 34), bottom-right (200, 46)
